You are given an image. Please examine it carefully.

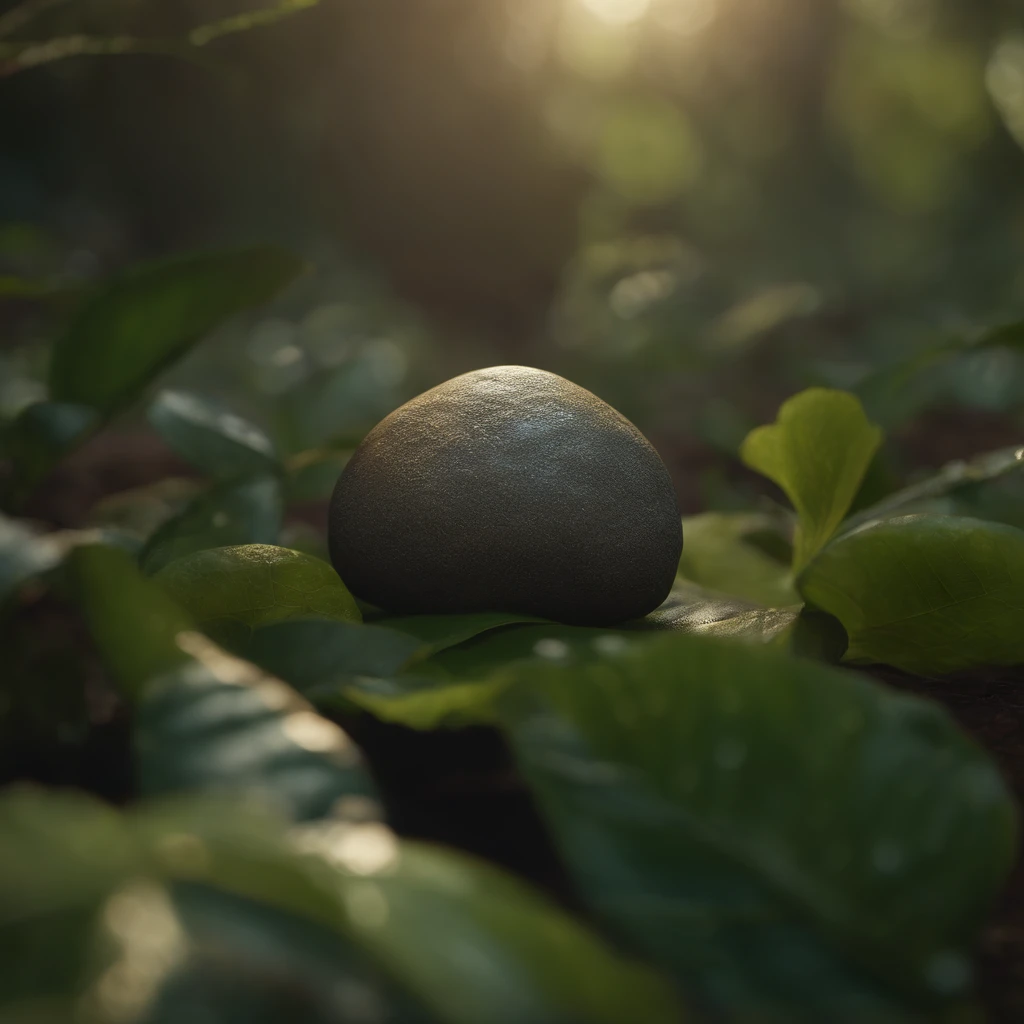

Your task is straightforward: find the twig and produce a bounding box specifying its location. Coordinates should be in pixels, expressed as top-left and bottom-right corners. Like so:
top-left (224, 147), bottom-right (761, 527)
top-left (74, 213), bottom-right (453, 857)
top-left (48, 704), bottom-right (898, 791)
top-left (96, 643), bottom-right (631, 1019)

top-left (0, 0), bottom-right (323, 78)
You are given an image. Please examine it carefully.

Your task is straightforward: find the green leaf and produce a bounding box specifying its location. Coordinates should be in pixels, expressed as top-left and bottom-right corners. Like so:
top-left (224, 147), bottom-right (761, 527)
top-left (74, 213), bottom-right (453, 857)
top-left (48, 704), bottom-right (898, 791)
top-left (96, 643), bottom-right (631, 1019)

top-left (332, 624), bottom-right (637, 730)
top-left (342, 676), bottom-right (510, 729)
top-left (0, 789), bottom-right (141, 926)
top-left (633, 578), bottom-right (799, 643)
top-left (798, 514), bottom-right (1024, 675)
top-left (741, 389), bottom-right (883, 572)
top-left (153, 544), bottom-right (361, 641)
top-left (1, 401), bottom-right (99, 505)
top-left (136, 631), bottom-right (376, 820)
top-left (235, 618), bottom-right (423, 695)
top-left (138, 475), bottom-right (283, 576)
top-left (677, 511), bottom-right (797, 606)
top-left (1, 789), bottom-right (683, 1024)
top-left (842, 445), bottom-right (1024, 534)
top-left (0, 513), bottom-right (64, 605)
top-left (161, 883), bottom-right (432, 1024)
top-left (374, 611), bottom-right (549, 655)
top-left (971, 320), bottom-right (1024, 351)
top-left (498, 633), bottom-right (1018, 1021)
top-left (69, 543), bottom-right (194, 698)
top-left (48, 246), bottom-right (304, 418)
top-left (313, 835), bottom-right (685, 1024)
top-left (148, 389), bottom-right (280, 480)
top-left (346, 588), bottom-right (804, 730)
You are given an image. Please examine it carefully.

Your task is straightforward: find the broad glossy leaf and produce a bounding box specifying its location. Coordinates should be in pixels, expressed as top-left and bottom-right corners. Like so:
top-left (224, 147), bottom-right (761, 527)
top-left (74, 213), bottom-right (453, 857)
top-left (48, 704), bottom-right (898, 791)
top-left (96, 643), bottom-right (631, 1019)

top-left (677, 512), bottom-right (797, 606)
top-left (799, 514), bottom-right (1024, 675)
top-left (138, 475), bottom-right (282, 576)
top-left (1, 790), bottom-right (683, 1024)
top-left (158, 883), bottom-right (431, 1024)
top-left (843, 445), bottom-right (1024, 534)
top-left (236, 618), bottom-right (422, 695)
top-left (148, 389), bottom-right (280, 480)
top-left (741, 389), bottom-right (882, 571)
top-left (1, 400), bottom-right (99, 503)
top-left (331, 624), bottom-right (636, 730)
top-left (153, 544), bottom-right (360, 637)
top-left (292, 826), bottom-right (685, 1024)
top-left (498, 633), bottom-right (1017, 1021)
top-left (348, 589), bottom-right (802, 730)
top-left (375, 610), bottom-right (548, 655)
top-left (69, 543), bottom-right (193, 698)
top-left (136, 631), bottom-right (376, 820)
top-left (633, 578), bottom-right (799, 644)
top-left (48, 246), bottom-right (303, 417)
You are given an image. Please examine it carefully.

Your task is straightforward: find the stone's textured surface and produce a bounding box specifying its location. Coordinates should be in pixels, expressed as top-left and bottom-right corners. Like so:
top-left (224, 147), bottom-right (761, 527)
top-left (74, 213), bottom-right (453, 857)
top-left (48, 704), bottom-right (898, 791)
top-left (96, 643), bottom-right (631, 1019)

top-left (328, 365), bottom-right (682, 625)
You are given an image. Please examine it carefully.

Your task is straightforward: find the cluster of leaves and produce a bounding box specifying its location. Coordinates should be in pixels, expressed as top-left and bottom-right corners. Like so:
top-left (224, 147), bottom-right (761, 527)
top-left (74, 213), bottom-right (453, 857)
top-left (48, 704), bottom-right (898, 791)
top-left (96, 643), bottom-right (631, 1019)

top-left (2, 245), bottom-right (1023, 1023)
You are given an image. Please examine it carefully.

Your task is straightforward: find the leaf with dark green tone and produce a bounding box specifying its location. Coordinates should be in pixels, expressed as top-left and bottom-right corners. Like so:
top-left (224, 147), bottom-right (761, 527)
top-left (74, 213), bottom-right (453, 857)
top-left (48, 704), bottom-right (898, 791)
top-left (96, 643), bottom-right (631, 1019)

top-left (0, 513), bottom-right (63, 605)
top-left (741, 389), bottom-right (882, 571)
top-left (157, 883), bottom-right (433, 1024)
top-left (498, 633), bottom-right (1018, 1021)
top-left (374, 610), bottom-right (549, 655)
top-left (329, 624), bottom-right (643, 729)
top-left (2, 789), bottom-right (683, 1024)
top-left (0, 790), bottom-right (141, 925)
top-left (856, 323), bottom-right (1024, 429)
top-left (297, 831), bottom-right (685, 1024)
top-left (48, 245), bottom-right (304, 417)
top-left (798, 514), bottom-right (1024, 675)
top-left (842, 445), bottom-right (1024, 534)
top-left (69, 543), bottom-right (194, 698)
top-left (139, 475), bottom-right (283, 576)
top-left (153, 544), bottom-right (360, 639)
top-left (971, 319), bottom-right (1024, 351)
top-left (235, 618), bottom-right (423, 695)
top-left (855, 339), bottom-right (965, 429)
top-left (1, 401), bottom-right (99, 505)
top-left (148, 389), bottom-right (280, 480)
top-left (344, 587), bottom-right (804, 730)
top-left (341, 676), bottom-right (510, 729)
top-left (677, 511), bottom-right (797, 606)
top-left (136, 631), bottom-right (376, 820)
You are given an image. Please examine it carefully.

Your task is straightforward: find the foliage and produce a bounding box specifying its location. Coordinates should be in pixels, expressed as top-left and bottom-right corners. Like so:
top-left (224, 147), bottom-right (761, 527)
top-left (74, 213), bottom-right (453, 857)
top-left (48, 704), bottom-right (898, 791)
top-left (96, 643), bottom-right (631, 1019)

top-left (3, 118), bottom-right (1024, 1024)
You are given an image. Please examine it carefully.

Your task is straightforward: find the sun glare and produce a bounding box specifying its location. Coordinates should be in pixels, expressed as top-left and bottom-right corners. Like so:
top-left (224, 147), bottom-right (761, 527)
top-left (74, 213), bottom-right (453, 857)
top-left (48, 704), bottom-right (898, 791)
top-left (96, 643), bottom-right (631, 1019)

top-left (579, 0), bottom-right (651, 28)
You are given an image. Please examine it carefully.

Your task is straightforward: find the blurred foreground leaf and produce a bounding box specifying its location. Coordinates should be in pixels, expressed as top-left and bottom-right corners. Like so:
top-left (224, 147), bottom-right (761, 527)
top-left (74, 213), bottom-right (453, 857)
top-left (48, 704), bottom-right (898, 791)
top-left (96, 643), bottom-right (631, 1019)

top-left (799, 514), bottom-right (1024, 675)
top-left (136, 631), bottom-right (376, 820)
top-left (498, 633), bottom-right (1017, 1021)
top-left (0, 512), bottom-right (63, 605)
top-left (741, 389), bottom-right (882, 572)
top-left (70, 543), bottom-right (193, 698)
top-left (1, 401), bottom-right (98, 506)
top-left (48, 246), bottom-right (303, 418)
top-left (0, 789), bottom-right (683, 1024)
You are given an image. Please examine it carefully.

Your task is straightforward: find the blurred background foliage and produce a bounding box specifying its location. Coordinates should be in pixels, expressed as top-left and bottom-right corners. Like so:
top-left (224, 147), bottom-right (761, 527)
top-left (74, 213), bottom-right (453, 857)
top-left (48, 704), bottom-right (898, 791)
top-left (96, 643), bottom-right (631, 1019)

top-left (2, 0), bottom-right (1024, 520)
